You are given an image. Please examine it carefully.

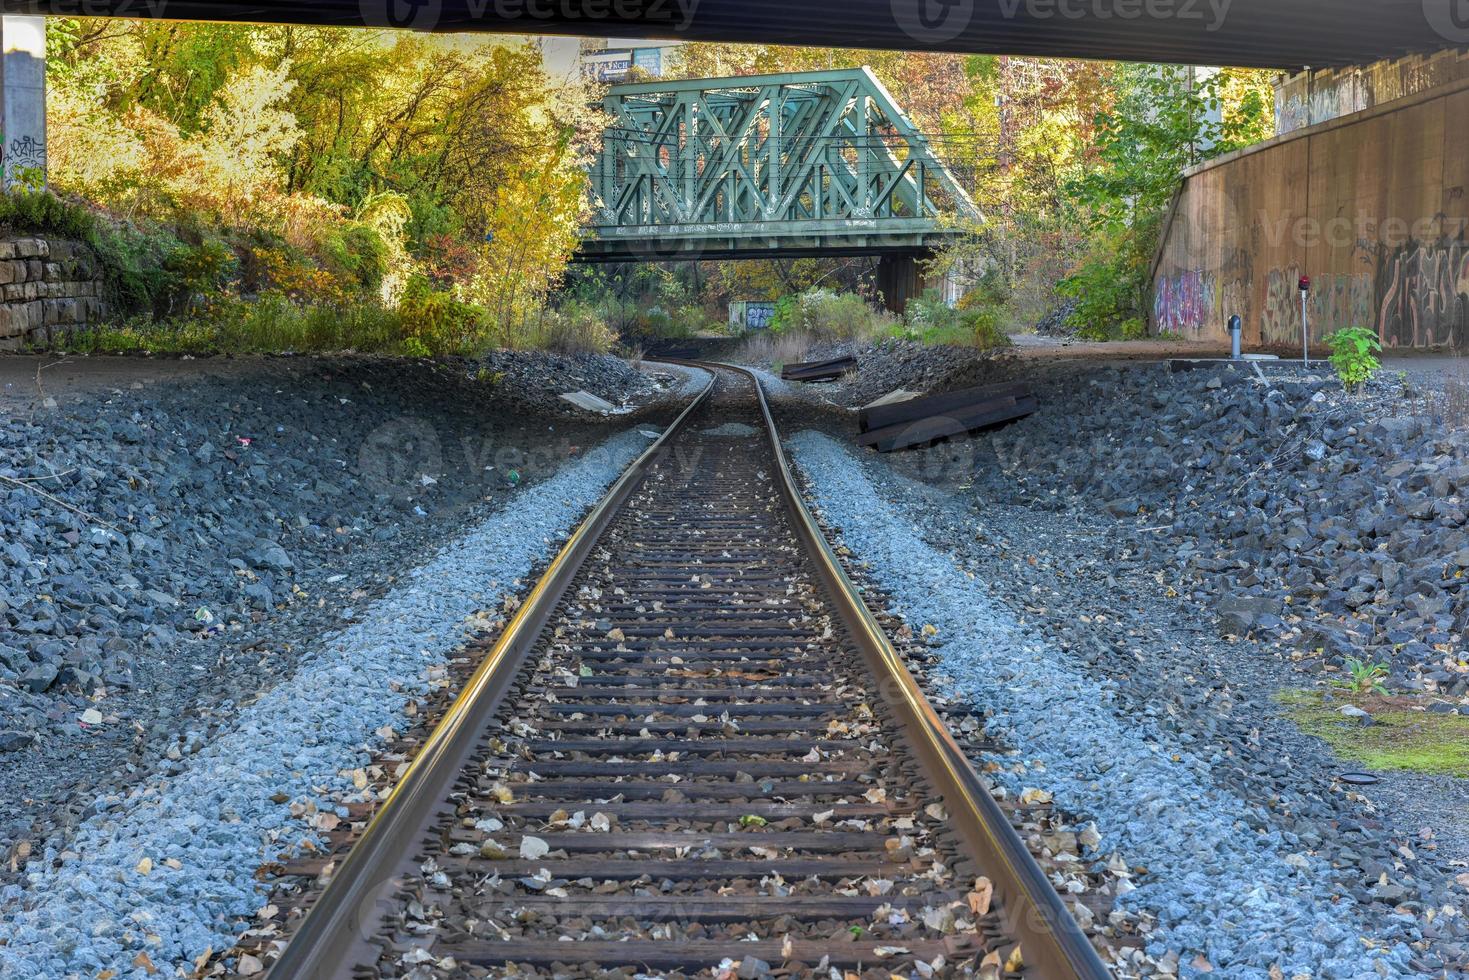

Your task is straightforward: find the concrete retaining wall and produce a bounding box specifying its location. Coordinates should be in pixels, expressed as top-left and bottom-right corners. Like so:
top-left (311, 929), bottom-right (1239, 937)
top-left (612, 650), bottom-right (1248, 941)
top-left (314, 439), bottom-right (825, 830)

top-left (1153, 71), bottom-right (1469, 349)
top-left (1275, 48), bottom-right (1469, 136)
top-left (0, 236), bottom-right (107, 349)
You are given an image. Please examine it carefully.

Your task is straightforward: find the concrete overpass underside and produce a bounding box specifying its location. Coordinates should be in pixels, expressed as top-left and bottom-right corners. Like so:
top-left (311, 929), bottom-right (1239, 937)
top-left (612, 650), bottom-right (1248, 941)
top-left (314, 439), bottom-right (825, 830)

top-left (6, 0), bottom-right (1460, 70)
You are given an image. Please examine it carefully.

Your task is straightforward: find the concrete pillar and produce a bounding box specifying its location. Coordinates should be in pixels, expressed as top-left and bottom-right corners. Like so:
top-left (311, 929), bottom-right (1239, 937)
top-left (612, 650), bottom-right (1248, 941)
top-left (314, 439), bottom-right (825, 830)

top-left (1, 16), bottom-right (45, 191)
top-left (876, 253), bottom-right (927, 314)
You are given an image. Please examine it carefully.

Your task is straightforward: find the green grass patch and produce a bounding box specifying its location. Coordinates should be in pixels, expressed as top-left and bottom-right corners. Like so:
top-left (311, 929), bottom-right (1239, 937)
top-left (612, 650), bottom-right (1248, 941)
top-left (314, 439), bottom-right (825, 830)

top-left (1276, 688), bottom-right (1469, 776)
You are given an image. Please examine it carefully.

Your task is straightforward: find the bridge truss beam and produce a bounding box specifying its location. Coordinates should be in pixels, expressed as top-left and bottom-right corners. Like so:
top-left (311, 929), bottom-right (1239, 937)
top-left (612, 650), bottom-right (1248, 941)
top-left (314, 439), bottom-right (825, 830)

top-left (578, 68), bottom-right (977, 263)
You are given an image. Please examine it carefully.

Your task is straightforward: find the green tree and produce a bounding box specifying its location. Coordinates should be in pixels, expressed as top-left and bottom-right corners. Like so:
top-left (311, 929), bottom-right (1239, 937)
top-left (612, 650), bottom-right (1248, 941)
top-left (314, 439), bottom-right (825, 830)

top-left (1060, 66), bottom-right (1273, 338)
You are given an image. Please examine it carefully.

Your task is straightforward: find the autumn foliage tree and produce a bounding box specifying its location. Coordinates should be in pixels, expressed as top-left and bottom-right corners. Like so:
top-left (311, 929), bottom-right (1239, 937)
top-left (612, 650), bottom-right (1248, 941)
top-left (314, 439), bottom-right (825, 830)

top-left (43, 19), bottom-right (605, 352)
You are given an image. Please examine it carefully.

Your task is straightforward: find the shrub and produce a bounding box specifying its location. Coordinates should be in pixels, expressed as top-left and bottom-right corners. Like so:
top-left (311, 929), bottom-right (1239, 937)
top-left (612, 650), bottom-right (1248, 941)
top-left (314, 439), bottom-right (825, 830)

top-left (527, 302), bottom-right (616, 354)
top-left (1324, 326), bottom-right (1382, 391)
top-left (0, 189), bottom-right (96, 240)
top-left (320, 223), bottom-right (388, 292)
top-left (89, 220), bottom-right (183, 315)
top-left (397, 273), bottom-right (484, 354)
top-left (771, 289), bottom-right (893, 341)
top-left (963, 308), bottom-right (1013, 351)
top-left (163, 238), bottom-right (236, 306)
top-left (904, 289), bottom-right (961, 334)
top-left (1058, 221), bottom-right (1156, 340)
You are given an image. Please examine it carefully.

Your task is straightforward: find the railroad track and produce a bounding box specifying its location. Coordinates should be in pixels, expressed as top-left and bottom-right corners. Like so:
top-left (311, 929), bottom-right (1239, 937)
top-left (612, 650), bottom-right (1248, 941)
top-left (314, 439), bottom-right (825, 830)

top-left (258, 365), bottom-right (1108, 979)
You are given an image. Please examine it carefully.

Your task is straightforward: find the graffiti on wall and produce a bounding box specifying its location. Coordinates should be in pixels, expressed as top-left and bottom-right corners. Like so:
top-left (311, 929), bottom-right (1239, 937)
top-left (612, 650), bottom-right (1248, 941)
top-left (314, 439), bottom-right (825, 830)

top-left (1261, 268), bottom-right (1301, 344)
top-left (1153, 270), bottom-right (1214, 337)
top-left (1276, 76), bottom-right (1368, 136)
top-left (1260, 268), bottom-right (1376, 346)
top-left (1376, 241), bottom-right (1469, 348)
top-left (2, 135), bottom-right (45, 190)
top-left (1153, 269), bottom-right (1251, 340)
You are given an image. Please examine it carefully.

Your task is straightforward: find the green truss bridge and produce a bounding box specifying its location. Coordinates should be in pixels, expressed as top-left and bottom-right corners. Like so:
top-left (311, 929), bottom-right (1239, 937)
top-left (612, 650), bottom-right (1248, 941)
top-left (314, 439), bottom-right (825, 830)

top-left (578, 67), bottom-right (979, 295)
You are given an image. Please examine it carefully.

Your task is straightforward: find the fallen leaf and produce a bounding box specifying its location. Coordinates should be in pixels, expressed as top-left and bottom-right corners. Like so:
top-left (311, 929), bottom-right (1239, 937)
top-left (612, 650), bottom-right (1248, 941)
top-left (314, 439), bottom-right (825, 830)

top-left (135, 857), bottom-right (153, 875)
top-left (132, 951), bottom-right (157, 975)
top-left (1003, 945), bottom-right (1023, 972)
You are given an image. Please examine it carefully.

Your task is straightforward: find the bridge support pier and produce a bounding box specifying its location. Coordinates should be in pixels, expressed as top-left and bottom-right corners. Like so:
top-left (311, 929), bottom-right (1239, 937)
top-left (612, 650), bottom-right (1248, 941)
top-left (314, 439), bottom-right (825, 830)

top-left (876, 254), bottom-right (927, 314)
top-left (1, 15), bottom-right (45, 190)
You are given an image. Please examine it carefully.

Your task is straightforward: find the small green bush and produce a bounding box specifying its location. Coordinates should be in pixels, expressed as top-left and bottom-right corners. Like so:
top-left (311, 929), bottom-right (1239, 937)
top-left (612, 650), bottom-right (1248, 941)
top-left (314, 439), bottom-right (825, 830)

top-left (94, 224), bottom-right (184, 315)
top-left (1324, 326), bottom-right (1382, 391)
top-left (397, 274), bottom-right (483, 354)
top-left (1058, 222), bottom-right (1155, 340)
top-left (0, 189), bottom-right (96, 240)
top-left (771, 289), bottom-right (893, 341)
top-left (320, 223), bottom-right (388, 291)
top-left (904, 289), bottom-right (961, 334)
top-left (164, 239), bottom-right (236, 302)
top-left (963, 308), bottom-right (1012, 351)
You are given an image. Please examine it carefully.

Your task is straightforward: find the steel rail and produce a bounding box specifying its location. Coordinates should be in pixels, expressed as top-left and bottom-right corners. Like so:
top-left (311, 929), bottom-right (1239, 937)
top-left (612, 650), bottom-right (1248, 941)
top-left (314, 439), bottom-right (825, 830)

top-left (265, 368), bottom-right (717, 980)
top-left (267, 360), bottom-right (1109, 979)
top-left (719, 360), bottom-right (1113, 980)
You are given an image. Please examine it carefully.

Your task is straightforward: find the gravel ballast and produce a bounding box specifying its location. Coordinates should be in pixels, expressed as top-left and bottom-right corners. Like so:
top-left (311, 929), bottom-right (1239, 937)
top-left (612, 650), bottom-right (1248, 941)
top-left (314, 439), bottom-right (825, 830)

top-left (0, 353), bottom-right (691, 856)
top-left (785, 427), bottom-right (1443, 978)
top-left (0, 426), bottom-right (651, 979)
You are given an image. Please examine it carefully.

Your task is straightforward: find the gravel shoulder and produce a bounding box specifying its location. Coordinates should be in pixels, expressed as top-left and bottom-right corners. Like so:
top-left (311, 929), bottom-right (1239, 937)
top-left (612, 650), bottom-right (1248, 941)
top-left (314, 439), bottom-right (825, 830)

top-left (784, 427), bottom-right (1455, 977)
top-left (0, 425), bottom-right (652, 978)
top-left (759, 351), bottom-right (1469, 978)
top-left (0, 352), bottom-right (695, 889)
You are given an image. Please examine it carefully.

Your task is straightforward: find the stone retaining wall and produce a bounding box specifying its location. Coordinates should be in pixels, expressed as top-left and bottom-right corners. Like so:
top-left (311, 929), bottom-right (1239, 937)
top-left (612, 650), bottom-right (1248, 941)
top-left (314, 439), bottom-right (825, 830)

top-left (0, 236), bottom-right (107, 349)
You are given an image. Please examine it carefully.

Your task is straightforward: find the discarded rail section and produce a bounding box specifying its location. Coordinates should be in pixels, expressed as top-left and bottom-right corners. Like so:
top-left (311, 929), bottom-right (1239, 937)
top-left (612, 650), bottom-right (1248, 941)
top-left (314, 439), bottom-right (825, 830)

top-left (256, 365), bottom-right (1102, 979)
top-left (857, 382), bottom-right (1039, 454)
top-left (781, 356), bottom-right (859, 383)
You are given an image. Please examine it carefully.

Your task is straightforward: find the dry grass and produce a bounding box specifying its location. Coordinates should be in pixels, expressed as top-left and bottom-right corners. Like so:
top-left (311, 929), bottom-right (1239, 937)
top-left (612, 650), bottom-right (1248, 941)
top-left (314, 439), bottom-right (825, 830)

top-left (736, 330), bottom-right (814, 371)
top-left (1399, 356), bottom-right (1469, 431)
